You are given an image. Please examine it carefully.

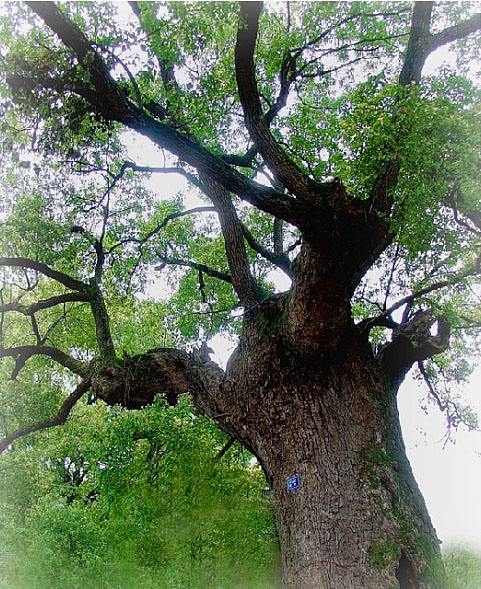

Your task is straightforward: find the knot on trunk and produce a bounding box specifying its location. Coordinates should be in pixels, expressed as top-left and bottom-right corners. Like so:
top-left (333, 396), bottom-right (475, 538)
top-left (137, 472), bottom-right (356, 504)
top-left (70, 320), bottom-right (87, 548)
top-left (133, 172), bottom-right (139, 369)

top-left (379, 310), bottom-right (451, 390)
top-left (91, 349), bottom-right (196, 409)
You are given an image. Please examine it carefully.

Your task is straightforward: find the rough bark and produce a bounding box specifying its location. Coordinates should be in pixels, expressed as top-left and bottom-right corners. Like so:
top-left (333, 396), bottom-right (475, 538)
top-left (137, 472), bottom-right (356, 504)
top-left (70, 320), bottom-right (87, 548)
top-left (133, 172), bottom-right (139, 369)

top-left (87, 294), bottom-right (445, 589)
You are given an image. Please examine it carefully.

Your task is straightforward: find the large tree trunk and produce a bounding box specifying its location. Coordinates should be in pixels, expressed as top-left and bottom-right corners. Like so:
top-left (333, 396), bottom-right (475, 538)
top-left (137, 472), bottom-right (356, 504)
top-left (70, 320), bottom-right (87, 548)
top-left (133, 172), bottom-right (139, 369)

top-left (92, 291), bottom-right (447, 589)
top-left (220, 314), bottom-right (446, 589)
top-left (93, 305), bottom-right (446, 588)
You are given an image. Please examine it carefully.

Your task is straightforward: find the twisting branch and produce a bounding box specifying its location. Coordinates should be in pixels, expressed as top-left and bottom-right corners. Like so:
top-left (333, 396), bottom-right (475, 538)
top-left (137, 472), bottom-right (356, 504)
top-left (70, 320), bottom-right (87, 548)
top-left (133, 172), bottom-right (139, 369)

top-left (0, 379), bottom-right (91, 454)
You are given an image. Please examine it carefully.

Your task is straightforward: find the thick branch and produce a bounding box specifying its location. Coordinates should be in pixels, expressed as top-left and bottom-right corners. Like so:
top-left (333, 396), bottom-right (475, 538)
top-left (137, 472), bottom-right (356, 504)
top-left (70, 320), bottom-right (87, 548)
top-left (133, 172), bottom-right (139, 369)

top-left (199, 177), bottom-right (261, 308)
top-left (0, 379), bottom-right (91, 454)
top-left (27, 2), bottom-right (301, 225)
top-left (235, 2), bottom-right (319, 201)
top-left (399, 2), bottom-right (434, 85)
top-left (0, 345), bottom-right (89, 377)
top-left (378, 310), bottom-right (451, 391)
top-left (87, 283), bottom-right (116, 362)
top-left (400, 3), bottom-right (481, 85)
top-left (0, 257), bottom-right (88, 292)
top-left (91, 349), bottom-right (225, 418)
top-left (430, 13), bottom-right (481, 51)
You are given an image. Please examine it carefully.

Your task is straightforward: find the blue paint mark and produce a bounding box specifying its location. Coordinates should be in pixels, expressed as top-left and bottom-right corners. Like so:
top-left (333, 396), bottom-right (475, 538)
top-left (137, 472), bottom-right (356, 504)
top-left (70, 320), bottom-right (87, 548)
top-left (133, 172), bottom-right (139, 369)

top-left (286, 474), bottom-right (300, 493)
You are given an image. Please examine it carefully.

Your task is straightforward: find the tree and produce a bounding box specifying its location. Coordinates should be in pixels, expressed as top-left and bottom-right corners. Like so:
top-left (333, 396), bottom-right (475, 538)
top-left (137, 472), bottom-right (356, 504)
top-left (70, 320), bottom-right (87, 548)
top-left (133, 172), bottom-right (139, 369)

top-left (0, 1), bottom-right (480, 587)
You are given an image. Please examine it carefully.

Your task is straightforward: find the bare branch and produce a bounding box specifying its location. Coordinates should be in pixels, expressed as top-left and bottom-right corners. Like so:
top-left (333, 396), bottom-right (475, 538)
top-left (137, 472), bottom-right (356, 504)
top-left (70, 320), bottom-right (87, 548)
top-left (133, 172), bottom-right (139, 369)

top-left (418, 361), bottom-right (476, 431)
top-left (0, 379), bottom-right (91, 454)
top-left (361, 251), bottom-right (481, 334)
top-left (214, 437), bottom-right (236, 461)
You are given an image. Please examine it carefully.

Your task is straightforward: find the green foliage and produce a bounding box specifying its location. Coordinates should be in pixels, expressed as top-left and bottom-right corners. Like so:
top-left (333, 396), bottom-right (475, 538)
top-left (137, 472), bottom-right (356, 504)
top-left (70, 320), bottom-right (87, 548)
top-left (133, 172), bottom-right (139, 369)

top-left (0, 398), bottom-right (278, 589)
top-left (0, 2), bottom-right (480, 585)
top-left (444, 546), bottom-right (481, 589)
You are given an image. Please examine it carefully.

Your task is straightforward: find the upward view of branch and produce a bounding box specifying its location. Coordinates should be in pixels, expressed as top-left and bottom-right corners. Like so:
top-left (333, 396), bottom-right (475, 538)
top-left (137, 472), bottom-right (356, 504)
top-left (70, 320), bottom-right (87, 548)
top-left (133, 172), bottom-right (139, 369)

top-left (0, 378), bottom-right (91, 454)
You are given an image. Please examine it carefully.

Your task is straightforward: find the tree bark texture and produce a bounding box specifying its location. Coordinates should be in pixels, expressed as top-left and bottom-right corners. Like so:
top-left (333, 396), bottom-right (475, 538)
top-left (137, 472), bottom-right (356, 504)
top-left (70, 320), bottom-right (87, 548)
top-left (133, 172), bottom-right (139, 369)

top-left (92, 294), bottom-right (445, 589)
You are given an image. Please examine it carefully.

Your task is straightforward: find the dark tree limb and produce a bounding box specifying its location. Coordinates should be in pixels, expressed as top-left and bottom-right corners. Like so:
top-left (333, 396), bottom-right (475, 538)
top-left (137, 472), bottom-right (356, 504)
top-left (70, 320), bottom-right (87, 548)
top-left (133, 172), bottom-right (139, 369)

top-left (241, 223), bottom-right (292, 278)
top-left (199, 176), bottom-right (261, 308)
top-left (0, 379), bottom-right (91, 454)
top-left (378, 310), bottom-right (451, 391)
top-left (155, 256), bottom-right (232, 285)
top-left (0, 256), bottom-right (115, 363)
top-left (107, 205), bottom-right (216, 254)
top-left (87, 283), bottom-right (116, 362)
top-left (91, 348), bottom-right (225, 419)
top-left (0, 257), bottom-right (88, 292)
top-left (399, 2), bottom-right (434, 85)
top-left (128, 1), bottom-right (182, 98)
top-left (366, 3), bottom-right (481, 230)
top-left (417, 361), bottom-right (476, 431)
top-left (360, 252), bottom-right (481, 334)
top-left (234, 2), bottom-right (320, 202)
top-left (214, 437), bottom-right (236, 461)
top-left (27, 2), bottom-right (302, 225)
top-left (0, 345), bottom-right (89, 377)
top-left (430, 13), bottom-right (481, 51)
top-left (0, 292), bottom-right (90, 315)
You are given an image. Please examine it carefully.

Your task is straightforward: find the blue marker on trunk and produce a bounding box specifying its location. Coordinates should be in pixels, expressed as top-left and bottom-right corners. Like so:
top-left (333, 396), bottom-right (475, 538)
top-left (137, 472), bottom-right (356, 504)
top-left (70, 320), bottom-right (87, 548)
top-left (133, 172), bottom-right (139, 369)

top-left (286, 474), bottom-right (300, 492)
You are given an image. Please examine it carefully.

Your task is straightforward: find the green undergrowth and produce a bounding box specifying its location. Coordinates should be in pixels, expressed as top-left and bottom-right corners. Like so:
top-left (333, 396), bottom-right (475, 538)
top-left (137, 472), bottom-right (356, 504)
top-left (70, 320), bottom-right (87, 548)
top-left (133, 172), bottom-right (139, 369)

top-left (444, 545), bottom-right (481, 589)
top-left (0, 398), bottom-right (279, 589)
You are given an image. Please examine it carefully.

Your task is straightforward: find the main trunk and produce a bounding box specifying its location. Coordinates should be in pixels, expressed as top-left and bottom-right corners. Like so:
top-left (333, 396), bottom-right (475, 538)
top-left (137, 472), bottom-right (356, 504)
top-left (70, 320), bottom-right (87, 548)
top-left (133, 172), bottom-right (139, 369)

top-left (221, 316), bottom-right (445, 589)
top-left (93, 299), bottom-right (446, 588)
